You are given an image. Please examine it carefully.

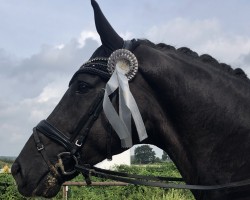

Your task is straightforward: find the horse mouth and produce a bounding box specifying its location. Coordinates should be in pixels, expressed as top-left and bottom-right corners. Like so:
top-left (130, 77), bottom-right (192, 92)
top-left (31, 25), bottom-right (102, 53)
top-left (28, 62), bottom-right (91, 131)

top-left (32, 172), bottom-right (62, 198)
top-left (13, 168), bottom-right (61, 198)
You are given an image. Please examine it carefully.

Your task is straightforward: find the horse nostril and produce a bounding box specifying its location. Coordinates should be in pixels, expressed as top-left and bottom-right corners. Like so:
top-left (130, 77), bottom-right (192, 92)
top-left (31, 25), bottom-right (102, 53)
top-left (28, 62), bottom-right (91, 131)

top-left (11, 162), bottom-right (21, 175)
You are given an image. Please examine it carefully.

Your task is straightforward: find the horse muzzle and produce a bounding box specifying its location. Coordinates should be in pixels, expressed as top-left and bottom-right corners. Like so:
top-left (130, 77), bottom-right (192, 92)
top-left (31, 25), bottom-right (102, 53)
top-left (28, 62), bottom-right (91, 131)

top-left (11, 160), bottom-right (61, 198)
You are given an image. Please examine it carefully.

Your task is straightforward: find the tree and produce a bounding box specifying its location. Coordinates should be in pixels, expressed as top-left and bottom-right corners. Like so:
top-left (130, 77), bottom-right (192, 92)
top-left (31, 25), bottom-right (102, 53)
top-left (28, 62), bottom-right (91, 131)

top-left (134, 145), bottom-right (156, 164)
top-left (154, 157), bottom-right (162, 163)
top-left (162, 151), bottom-right (171, 162)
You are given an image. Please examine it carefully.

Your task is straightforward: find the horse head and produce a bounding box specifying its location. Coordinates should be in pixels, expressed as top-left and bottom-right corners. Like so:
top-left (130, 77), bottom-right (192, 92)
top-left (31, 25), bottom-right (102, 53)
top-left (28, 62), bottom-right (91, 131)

top-left (11, 0), bottom-right (123, 197)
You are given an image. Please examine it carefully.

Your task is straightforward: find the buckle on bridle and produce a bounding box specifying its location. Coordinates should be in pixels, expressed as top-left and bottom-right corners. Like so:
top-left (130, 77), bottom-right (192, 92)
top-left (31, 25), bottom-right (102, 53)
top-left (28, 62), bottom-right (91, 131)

top-left (37, 144), bottom-right (44, 151)
top-left (56, 152), bottom-right (78, 175)
top-left (75, 140), bottom-right (82, 147)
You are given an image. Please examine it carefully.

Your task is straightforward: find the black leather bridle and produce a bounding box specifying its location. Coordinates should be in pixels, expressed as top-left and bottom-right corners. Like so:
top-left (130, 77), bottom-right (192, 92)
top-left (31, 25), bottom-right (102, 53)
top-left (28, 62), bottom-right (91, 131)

top-left (33, 52), bottom-right (113, 178)
top-left (34, 89), bottom-right (106, 176)
top-left (32, 40), bottom-right (250, 191)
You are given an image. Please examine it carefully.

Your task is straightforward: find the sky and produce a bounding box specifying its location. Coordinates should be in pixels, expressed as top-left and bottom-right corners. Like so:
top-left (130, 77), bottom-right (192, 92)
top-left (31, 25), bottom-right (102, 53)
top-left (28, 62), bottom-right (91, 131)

top-left (1, 0), bottom-right (250, 157)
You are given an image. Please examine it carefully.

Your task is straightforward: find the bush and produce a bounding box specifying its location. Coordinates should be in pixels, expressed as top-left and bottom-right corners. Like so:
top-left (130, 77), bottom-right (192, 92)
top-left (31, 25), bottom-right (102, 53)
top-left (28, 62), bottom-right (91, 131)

top-left (0, 173), bottom-right (27, 200)
top-left (53, 163), bottom-right (194, 200)
top-left (1, 163), bottom-right (195, 200)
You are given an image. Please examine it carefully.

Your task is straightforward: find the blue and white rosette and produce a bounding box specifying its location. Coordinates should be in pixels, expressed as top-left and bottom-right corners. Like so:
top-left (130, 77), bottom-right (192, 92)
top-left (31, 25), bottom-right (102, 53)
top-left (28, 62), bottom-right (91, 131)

top-left (103, 49), bottom-right (148, 148)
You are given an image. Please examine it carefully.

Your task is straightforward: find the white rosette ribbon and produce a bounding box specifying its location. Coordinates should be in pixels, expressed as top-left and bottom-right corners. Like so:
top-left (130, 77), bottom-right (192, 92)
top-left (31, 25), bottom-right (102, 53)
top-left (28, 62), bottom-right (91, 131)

top-left (103, 49), bottom-right (148, 148)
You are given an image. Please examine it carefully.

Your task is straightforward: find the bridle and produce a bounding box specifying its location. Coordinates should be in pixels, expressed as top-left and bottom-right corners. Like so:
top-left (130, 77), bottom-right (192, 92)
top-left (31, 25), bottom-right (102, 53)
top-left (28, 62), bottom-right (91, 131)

top-left (34, 89), bottom-right (106, 175)
top-left (32, 40), bottom-right (250, 191)
top-left (33, 58), bottom-right (111, 177)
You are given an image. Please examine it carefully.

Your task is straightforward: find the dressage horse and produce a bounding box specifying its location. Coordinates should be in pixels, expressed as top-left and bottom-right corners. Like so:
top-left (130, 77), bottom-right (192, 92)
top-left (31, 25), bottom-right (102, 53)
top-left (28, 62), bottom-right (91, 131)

top-left (11, 1), bottom-right (250, 199)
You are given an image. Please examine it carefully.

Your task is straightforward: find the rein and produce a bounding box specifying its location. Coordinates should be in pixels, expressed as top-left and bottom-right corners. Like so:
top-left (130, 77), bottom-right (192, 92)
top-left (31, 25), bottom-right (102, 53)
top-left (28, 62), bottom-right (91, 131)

top-left (75, 165), bottom-right (250, 191)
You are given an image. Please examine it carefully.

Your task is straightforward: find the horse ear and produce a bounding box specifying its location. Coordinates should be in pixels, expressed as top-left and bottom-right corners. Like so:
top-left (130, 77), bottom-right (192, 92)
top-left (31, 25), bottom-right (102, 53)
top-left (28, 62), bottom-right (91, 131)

top-left (91, 0), bottom-right (124, 51)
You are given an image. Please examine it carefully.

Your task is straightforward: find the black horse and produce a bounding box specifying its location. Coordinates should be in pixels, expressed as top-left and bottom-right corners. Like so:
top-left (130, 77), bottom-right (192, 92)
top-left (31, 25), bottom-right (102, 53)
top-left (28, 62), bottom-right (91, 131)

top-left (12, 1), bottom-right (250, 199)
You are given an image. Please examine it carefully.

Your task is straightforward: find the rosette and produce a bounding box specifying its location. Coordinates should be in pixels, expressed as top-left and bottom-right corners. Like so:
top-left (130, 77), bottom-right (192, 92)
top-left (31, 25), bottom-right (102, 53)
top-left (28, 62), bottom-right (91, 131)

top-left (103, 49), bottom-right (148, 148)
top-left (107, 49), bottom-right (138, 81)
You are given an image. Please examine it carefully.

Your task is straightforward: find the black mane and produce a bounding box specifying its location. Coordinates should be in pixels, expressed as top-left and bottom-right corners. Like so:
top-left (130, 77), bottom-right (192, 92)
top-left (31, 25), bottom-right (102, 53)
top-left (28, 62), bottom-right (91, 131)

top-left (138, 39), bottom-right (249, 81)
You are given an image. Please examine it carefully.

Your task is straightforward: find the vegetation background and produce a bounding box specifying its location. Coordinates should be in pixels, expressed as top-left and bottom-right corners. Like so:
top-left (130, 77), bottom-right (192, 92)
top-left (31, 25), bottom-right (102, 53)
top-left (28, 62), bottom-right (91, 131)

top-left (0, 163), bottom-right (194, 200)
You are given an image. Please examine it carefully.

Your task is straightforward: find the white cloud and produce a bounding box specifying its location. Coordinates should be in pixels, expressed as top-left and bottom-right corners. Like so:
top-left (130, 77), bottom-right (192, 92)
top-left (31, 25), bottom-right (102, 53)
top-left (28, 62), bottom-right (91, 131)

top-left (145, 18), bottom-right (250, 72)
top-left (23, 77), bottom-right (68, 122)
top-left (0, 28), bottom-right (140, 156)
top-left (55, 44), bottom-right (65, 50)
top-left (78, 30), bottom-right (100, 48)
top-left (77, 30), bottom-right (135, 47)
top-left (2, 17), bottom-right (250, 156)
top-left (238, 52), bottom-right (250, 77)
top-left (0, 32), bottom-right (101, 156)
top-left (196, 36), bottom-right (250, 66)
top-left (0, 79), bottom-right (66, 155)
top-left (36, 80), bottom-right (66, 103)
top-left (120, 31), bottom-right (134, 40)
top-left (146, 18), bottom-right (221, 47)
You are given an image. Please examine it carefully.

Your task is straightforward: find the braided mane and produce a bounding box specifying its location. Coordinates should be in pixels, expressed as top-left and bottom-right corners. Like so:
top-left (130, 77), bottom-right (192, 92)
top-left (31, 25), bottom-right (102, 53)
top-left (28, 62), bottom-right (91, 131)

top-left (139, 39), bottom-right (249, 81)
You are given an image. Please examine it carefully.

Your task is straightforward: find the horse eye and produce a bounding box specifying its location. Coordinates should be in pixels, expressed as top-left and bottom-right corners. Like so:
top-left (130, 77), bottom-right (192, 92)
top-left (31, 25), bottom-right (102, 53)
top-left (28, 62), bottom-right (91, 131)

top-left (76, 81), bottom-right (90, 94)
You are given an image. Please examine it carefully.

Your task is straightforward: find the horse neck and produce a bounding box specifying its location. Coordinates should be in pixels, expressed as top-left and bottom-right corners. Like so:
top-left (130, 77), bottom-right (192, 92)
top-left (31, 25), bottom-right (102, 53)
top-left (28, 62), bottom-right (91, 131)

top-left (132, 46), bottom-right (198, 183)
top-left (136, 44), bottom-right (250, 186)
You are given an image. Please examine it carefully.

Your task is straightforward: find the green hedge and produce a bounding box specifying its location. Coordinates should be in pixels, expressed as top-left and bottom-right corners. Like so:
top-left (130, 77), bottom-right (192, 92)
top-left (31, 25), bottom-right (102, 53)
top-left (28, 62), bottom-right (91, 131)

top-left (55, 163), bottom-right (194, 200)
top-left (1, 163), bottom-right (195, 200)
top-left (0, 173), bottom-right (27, 200)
